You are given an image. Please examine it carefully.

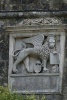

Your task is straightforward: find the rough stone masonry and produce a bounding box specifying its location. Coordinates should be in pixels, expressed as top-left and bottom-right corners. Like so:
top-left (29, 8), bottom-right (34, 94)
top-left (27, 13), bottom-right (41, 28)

top-left (0, 0), bottom-right (67, 100)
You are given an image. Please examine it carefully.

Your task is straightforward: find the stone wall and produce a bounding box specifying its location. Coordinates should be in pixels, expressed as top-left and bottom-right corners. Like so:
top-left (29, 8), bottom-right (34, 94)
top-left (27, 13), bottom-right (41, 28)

top-left (0, 21), bottom-right (9, 86)
top-left (0, 1), bottom-right (67, 100)
top-left (0, 0), bottom-right (67, 11)
top-left (0, 17), bottom-right (67, 100)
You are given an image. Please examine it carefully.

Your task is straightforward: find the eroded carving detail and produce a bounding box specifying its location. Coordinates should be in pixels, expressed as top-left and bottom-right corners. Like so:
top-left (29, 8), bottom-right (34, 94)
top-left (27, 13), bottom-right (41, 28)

top-left (17, 18), bottom-right (62, 26)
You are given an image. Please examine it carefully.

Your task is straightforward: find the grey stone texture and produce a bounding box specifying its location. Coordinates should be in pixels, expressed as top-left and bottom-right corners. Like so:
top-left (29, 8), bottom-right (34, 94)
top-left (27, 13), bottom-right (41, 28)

top-left (0, 0), bottom-right (67, 11)
top-left (0, 18), bottom-right (67, 100)
top-left (0, 1), bottom-right (67, 100)
top-left (7, 18), bottom-right (65, 96)
top-left (0, 21), bottom-right (9, 86)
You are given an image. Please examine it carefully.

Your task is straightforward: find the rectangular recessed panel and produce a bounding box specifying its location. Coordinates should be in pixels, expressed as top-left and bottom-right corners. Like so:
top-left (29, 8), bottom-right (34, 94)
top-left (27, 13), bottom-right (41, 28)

top-left (11, 75), bottom-right (60, 93)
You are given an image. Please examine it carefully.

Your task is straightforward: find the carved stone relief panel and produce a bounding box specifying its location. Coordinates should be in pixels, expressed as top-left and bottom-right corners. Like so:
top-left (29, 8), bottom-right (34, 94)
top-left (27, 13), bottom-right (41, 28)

top-left (12, 34), bottom-right (60, 75)
top-left (7, 22), bottom-right (65, 93)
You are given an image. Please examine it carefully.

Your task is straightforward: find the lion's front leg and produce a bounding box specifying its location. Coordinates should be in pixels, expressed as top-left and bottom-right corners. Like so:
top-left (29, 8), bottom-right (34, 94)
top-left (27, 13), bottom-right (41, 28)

top-left (24, 56), bottom-right (30, 72)
top-left (43, 59), bottom-right (48, 72)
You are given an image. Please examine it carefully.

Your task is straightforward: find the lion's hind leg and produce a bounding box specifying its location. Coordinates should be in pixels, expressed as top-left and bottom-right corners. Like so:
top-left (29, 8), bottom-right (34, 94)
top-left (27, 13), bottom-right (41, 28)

top-left (12, 49), bottom-right (30, 73)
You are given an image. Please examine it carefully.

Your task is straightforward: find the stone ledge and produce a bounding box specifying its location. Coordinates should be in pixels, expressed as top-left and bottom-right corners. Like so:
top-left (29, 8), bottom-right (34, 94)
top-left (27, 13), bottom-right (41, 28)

top-left (0, 11), bottom-right (67, 18)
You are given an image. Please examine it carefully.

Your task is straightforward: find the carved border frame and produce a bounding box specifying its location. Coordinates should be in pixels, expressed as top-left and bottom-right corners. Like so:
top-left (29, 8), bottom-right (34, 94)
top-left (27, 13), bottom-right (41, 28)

top-left (8, 25), bottom-right (65, 94)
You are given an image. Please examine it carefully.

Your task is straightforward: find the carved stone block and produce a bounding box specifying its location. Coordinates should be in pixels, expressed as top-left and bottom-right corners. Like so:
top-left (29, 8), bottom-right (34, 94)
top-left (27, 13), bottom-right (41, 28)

top-left (5, 18), bottom-right (66, 94)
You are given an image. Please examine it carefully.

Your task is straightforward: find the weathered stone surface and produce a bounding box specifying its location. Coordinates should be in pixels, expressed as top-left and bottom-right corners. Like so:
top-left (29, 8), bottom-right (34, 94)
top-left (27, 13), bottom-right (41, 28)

top-left (63, 87), bottom-right (67, 100)
top-left (0, 60), bottom-right (8, 85)
top-left (0, 1), bottom-right (67, 99)
top-left (0, 21), bottom-right (8, 85)
top-left (45, 94), bottom-right (62, 100)
top-left (0, 0), bottom-right (67, 11)
top-left (0, 61), bottom-right (5, 85)
top-left (4, 19), bottom-right (64, 100)
top-left (0, 18), bottom-right (66, 100)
